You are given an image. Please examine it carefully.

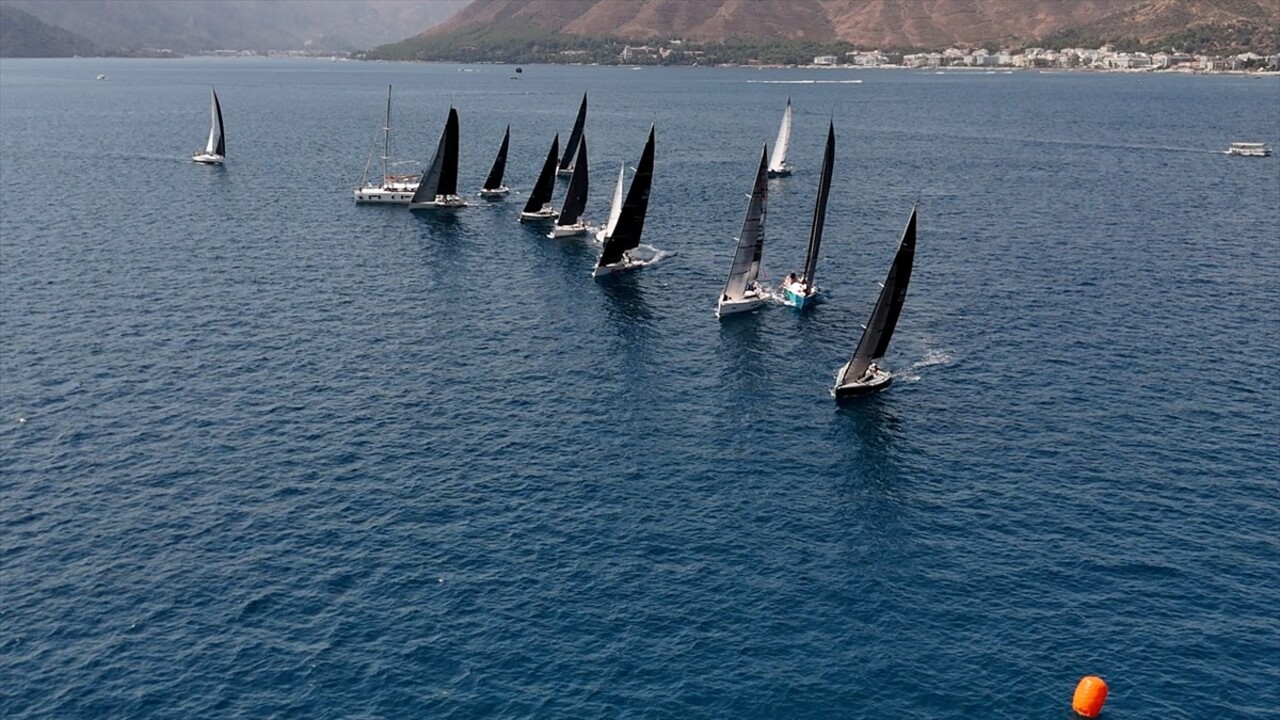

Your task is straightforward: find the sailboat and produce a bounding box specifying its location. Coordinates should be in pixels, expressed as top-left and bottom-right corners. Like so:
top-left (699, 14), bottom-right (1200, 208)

top-left (782, 120), bottom-right (834, 308)
top-left (557, 93), bottom-right (587, 177)
top-left (478, 125), bottom-right (510, 197)
top-left (355, 85), bottom-right (419, 204)
top-left (717, 144), bottom-right (770, 318)
top-left (192, 87), bottom-right (225, 165)
top-left (766, 97), bottom-right (792, 178)
top-left (592, 125), bottom-right (655, 278)
top-left (549, 138), bottom-right (589, 237)
top-left (408, 106), bottom-right (466, 210)
top-left (519, 134), bottom-right (560, 222)
top-left (832, 206), bottom-right (918, 398)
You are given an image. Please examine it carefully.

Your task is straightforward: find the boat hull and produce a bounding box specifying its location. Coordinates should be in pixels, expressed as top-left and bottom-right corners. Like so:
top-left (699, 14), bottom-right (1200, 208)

top-left (478, 186), bottom-right (510, 197)
top-left (548, 223), bottom-right (588, 238)
top-left (354, 186), bottom-right (417, 204)
top-left (766, 168), bottom-right (791, 178)
top-left (834, 370), bottom-right (893, 399)
top-left (556, 167), bottom-right (574, 177)
top-left (519, 208), bottom-right (558, 222)
top-left (783, 283), bottom-right (816, 308)
top-left (408, 195), bottom-right (468, 211)
top-left (192, 153), bottom-right (224, 165)
top-left (592, 256), bottom-right (643, 278)
top-left (717, 290), bottom-right (766, 318)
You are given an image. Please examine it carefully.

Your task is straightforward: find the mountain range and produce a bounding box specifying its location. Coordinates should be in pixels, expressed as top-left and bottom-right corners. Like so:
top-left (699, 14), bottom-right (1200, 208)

top-left (417, 0), bottom-right (1280, 52)
top-left (1, 0), bottom-right (468, 55)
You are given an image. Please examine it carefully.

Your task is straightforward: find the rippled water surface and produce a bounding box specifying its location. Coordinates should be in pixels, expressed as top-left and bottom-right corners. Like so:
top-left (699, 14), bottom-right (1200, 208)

top-left (2, 58), bottom-right (1278, 718)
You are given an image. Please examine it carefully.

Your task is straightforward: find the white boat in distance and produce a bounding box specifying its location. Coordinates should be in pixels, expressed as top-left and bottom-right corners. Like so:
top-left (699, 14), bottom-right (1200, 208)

top-left (355, 85), bottom-right (419, 204)
top-left (783, 120), bottom-right (835, 309)
top-left (557, 93), bottom-right (587, 176)
top-left (767, 98), bottom-right (793, 178)
top-left (520, 134), bottom-right (560, 221)
top-left (549, 137), bottom-right (590, 238)
top-left (832, 206), bottom-right (917, 399)
top-left (408, 107), bottom-right (466, 210)
top-left (593, 125), bottom-right (655, 278)
top-left (479, 125), bottom-right (511, 197)
top-left (192, 88), bottom-right (225, 165)
top-left (717, 144), bottom-right (770, 317)
top-left (1225, 142), bottom-right (1272, 157)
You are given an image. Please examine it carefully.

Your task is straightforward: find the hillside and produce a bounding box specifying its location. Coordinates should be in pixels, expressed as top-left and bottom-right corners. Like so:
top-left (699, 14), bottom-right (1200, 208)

top-left (0, 4), bottom-right (100, 57)
top-left (390, 0), bottom-right (1280, 56)
top-left (3, 0), bottom-right (469, 53)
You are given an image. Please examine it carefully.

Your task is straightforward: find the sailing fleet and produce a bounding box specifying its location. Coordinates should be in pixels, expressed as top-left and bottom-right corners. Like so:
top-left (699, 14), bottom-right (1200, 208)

top-left (193, 87), bottom-right (919, 399)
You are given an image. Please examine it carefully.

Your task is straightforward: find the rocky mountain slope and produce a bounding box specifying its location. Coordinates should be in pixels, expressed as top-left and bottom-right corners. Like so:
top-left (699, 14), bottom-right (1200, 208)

top-left (0, 4), bottom-right (100, 57)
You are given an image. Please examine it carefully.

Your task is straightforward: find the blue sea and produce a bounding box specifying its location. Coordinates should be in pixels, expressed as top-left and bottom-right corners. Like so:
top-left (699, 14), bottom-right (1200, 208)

top-left (2, 58), bottom-right (1278, 718)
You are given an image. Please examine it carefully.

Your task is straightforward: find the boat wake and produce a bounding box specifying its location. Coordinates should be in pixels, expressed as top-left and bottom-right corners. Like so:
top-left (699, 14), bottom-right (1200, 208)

top-left (747, 79), bottom-right (862, 85)
top-left (897, 348), bottom-right (954, 383)
top-left (629, 244), bottom-right (675, 267)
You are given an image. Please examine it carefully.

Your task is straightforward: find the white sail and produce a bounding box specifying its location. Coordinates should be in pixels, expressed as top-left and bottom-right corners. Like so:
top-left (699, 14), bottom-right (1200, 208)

top-left (767, 99), bottom-right (791, 174)
top-left (602, 164), bottom-right (625, 238)
top-left (204, 89), bottom-right (220, 154)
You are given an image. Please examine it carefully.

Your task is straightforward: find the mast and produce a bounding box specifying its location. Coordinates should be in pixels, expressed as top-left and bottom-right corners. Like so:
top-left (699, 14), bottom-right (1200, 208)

top-left (836, 206), bottom-right (918, 386)
top-left (721, 144), bottom-right (769, 301)
top-left (381, 85), bottom-right (391, 182)
top-left (523, 134), bottom-right (560, 214)
top-left (437, 107), bottom-right (459, 196)
top-left (559, 93), bottom-right (587, 172)
top-left (768, 98), bottom-right (791, 174)
top-left (212, 90), bottom-right (225, 157)
top-left (482, 125), bottom-right (510, 191)
top-left (556, 138), bottom-right (589, 226)
top-left (801, 121), bottom-right (834, 293)
top-left (598, 125), bottom-right (655, 267)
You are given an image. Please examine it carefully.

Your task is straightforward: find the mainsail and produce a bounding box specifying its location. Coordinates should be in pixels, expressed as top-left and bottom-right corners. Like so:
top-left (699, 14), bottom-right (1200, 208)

top-left (800, 121), bottom-right (835, 294)
top-left (598, 125), bottom-right (655, 267)
top-left (437, 107), bottom-right (459, 197)
top-left (835, 206), bottom-right (918, 386)
top-left (205, 88), bottom-right (225, 156)
top-left (721, 144), bottom-right (769, 301)
top-left (556, 138), bottom-right (589, 226)
top-left (482, 125), bottom-right (510, 191)
top-left (523, 134), bottom-right (560, 214)
top-left (558, 93), bottom-right (587, 173)
top-left (601, 164), bottom-right (625, 238)
top-left (767, 98), bottom-right (791, 175)
top-left (409, 112), bottom-right (449, 204)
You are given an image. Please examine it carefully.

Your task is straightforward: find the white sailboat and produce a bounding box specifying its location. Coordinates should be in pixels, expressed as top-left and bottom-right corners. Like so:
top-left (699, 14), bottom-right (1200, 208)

top-left (782, 120), bottom-right (834, 309)
top-left (717, 144), bottom-right (770, 317)
top-left (192, 88), bottom-right (225, 165)
top-left (766, 98), bottom-right (792, 178)
top-left (407, 107), bottom-right (467, 210)
top-left (832, 206), bottom-right (918, 398)
top-left (355, 85), bottom-right (419, 203)
top-left (593, 125), bottom-right (655, 278)
top-left (549, 138), bottom-right (590, 237)
top-left (520, 135), bottom-right (560, 222)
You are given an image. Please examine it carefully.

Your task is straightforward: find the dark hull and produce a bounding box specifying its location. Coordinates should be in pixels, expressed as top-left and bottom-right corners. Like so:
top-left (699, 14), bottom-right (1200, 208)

top-left (834, 375), bottom-right (892, 399)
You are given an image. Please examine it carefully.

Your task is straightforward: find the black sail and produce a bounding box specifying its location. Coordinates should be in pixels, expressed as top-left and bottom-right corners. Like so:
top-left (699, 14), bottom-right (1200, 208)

top-left (801, 122), bottom-right (835, 293)
top-left (838, 206), bottom-right (917, 385)
top-left (557, 138), bottom-right (589, 225)
top-left (598, 125), bottom-right (655, 267)
top-left (558, 93), bottom-right (587, 172)
top-left (438, 107), bottom-right (459, 196)
top-left (721, 144), bottom-right (769, 300)
top-left (523, 134), bottom-right (560, 214)
top-left (409, 111), bottom-right (449, 204)
top-left (482, 125), bottom-right (509, 191)
top-left (212, 90), bottom-right (225, 157)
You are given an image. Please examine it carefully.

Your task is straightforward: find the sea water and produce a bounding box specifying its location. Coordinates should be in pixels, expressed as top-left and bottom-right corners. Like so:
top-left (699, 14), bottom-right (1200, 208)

top-left (2, 58), bottom-right (1278, 718)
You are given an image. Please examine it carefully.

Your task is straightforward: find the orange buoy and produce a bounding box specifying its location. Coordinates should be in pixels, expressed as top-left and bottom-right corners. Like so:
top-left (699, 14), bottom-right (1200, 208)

top-left (1072, 675), bottom-right (1108, 717)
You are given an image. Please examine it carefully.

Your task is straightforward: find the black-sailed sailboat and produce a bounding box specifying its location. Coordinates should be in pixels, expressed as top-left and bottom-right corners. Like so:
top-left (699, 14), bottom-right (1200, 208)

top-left (782, 120), bottom-right (834, 308)
top-left (408, 106), bottom-right (466, 210)
top-left (832, 205), bottom-right (918, 398)
top-left (557, 93), bottom-right (587, 176)
top-left (192, 87), bottom-right (225, 164)
top-left (550, 137), bottom-right (589, 237)
top-left (520, 134), bottom-right (560, 222)
top-left (593, 125), bottom-right (655, 278)
top-left (717, 144), bottom-right (770, 317)
top-left (479, 124), bottom-right (510, 197)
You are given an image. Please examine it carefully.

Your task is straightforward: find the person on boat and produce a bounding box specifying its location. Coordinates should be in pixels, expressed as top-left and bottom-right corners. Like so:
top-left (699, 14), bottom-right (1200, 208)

top-left (864, 363), bottom-right (879, 380)
top-left (784, 273), bottom-right (798, 287)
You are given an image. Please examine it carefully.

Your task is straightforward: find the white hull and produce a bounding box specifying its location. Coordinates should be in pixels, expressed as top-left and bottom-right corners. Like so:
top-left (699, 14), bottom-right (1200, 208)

top-left (192, 152), bottom-right (224, 164)
top-left (767, 166), bottom-right (791, 178)
top-left (548, 222), bottom-right (588, 238)
top-left (834, 369), bottom-right (893, 398)
top-left (355, 183), bottom-right (418, 204)
top-left (591, 255), bottom-right (643, 278)
top-left (408, 194), bottom-right (468, 210)
top-left (479, 186), bottom-right (510, 197)
top-left (556, 167), bottom-right (574, 176)
top-left (717, 291), bottom-right (766, 318)
top-left (519, 207), bottom-right (558, 222)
